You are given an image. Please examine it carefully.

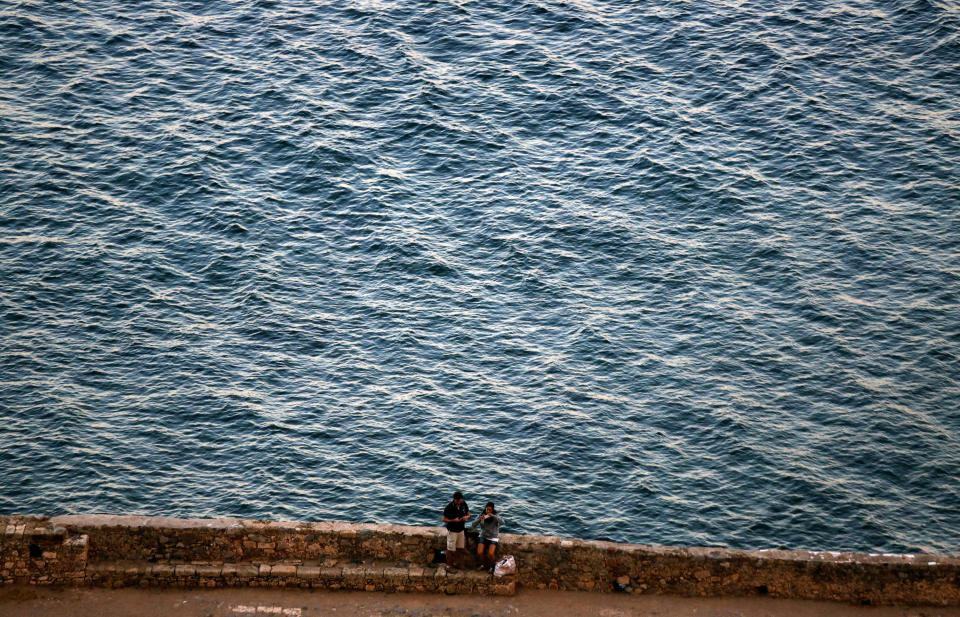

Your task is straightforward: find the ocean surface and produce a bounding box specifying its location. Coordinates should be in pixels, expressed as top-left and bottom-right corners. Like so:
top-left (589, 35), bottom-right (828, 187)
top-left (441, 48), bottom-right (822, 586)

top-left (1, 0), bottom-right (958, 555)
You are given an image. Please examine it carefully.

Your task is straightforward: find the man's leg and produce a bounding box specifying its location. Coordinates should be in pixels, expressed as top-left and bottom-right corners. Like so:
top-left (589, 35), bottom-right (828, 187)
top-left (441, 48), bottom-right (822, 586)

top-left (455, 531), bottom-right (465, 568)
top-left (446, 532), bottom-right (456, 568)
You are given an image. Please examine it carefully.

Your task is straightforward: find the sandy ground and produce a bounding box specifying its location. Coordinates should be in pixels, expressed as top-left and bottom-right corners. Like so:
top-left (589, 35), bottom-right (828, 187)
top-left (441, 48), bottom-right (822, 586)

top-left (1, 586), bottom-right (959, 617)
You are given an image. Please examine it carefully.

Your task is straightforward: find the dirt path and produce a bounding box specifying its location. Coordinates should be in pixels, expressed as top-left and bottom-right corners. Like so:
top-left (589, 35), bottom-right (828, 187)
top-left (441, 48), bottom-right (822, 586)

top-left (1, 586), bottom-right (958, 617)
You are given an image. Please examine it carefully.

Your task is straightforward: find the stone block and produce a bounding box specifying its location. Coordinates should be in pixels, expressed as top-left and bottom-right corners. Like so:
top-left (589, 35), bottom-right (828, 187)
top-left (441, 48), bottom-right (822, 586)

top-left (258, 564), bottom-right (272, 576)
top-left (196, 565), bottom-right (221, 577)
top-left (298, 566), bottom-right (321, 579)
top-left (465, 570), bottom-right (490, 583)
top-left (235, 565), bottom-right (259, 578)
top-left (151, 564), bottom-right (176, 576)
top-left (174, 565), bottom-right (196, 576)
top-left (271, 565), bottom-right (297, 577)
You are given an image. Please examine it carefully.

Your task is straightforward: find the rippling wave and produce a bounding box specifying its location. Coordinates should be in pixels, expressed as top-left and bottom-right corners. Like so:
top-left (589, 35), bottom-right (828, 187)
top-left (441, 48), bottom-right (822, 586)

top-left (1, 0), bottom-right (958, 555)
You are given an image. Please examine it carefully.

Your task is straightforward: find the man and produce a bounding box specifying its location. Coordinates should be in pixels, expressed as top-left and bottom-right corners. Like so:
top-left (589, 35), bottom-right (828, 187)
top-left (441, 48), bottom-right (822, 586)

top-left (441, 491), bottom-right (471, 569)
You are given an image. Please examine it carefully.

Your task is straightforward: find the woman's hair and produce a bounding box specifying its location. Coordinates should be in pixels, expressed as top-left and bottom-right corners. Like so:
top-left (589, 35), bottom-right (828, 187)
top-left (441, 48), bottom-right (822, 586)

top-left (484, 501), bottom-right (496, 514)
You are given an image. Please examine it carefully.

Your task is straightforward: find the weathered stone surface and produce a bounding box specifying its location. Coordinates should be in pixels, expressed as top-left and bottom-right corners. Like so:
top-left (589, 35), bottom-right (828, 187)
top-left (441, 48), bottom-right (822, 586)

top-left (384, 567), bottom-right (408, 579)
top-left (196, 565), bottom-right (221, 577)
top-left (341, 566), bottom-right (364, 578)
top-left (230, 565), bottom-right (255, 578)
top-left (1, 514), bottom-right (957, 605)
top-left (361, 566), bottom-right (384, 578)
top-left (270, 565), bottom-right (296, 577)
top-left (494, 581), bottom-right (516, 595)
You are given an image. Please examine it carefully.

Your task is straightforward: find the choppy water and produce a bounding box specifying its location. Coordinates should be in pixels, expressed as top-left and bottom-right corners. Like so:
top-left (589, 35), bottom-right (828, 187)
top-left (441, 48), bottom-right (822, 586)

top-left (2, 0), bottom-right (959, 555)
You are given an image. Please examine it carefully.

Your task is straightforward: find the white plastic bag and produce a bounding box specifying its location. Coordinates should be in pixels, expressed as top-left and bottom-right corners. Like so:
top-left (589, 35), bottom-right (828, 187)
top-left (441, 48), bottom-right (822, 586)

top-left (493, 554), bottom-right (516, 577)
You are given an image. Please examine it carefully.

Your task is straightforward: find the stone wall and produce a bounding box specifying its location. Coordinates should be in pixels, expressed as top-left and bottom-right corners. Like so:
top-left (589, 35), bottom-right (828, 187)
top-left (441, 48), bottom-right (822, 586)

top-left (2, 514), bottom-right (959, 606)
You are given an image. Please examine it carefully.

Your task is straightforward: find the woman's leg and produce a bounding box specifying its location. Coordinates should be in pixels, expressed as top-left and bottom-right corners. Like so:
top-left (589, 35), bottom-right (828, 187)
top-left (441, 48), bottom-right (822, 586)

top-left (486, 543), bottom-right (497, 569)
top-left (476, 542), bottom-right (485, 569)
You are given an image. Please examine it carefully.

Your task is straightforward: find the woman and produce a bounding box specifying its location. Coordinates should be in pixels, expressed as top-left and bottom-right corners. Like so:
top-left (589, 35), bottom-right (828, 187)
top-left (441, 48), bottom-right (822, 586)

top-left (471, 501), bottom-right (505, 571)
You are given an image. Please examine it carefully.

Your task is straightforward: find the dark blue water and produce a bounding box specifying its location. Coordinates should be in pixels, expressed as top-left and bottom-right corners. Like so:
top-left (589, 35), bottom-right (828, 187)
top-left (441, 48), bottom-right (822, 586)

top-left (1, 0), bottom-right (958, 555)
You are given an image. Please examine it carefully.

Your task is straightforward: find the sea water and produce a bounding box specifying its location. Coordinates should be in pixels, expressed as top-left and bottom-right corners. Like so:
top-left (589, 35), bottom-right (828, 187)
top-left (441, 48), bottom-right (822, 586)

top-left (1, 0), bottom-right (958, 555)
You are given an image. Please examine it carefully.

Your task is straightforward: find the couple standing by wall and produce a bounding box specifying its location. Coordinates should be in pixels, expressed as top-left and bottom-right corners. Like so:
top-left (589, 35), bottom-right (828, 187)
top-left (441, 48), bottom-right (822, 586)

top-left (442, 490), bottom-right (505, 571)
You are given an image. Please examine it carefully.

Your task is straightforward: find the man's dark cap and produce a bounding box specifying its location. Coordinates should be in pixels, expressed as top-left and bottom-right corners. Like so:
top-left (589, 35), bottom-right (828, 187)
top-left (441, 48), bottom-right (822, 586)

top-left (453, 491), bottom-right (464, 500)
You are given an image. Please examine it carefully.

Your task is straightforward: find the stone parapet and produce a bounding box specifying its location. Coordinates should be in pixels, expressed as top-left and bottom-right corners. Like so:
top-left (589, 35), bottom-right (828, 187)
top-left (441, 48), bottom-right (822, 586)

top-left (1, 518), bottom-right (88, 585)
top-left (1, 515), bottom-right (957, 606)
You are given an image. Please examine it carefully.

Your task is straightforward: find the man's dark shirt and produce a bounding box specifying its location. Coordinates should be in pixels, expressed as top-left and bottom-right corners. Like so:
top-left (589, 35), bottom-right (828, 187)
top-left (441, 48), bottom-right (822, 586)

top-left (444, 500), bottom-right (469, 532)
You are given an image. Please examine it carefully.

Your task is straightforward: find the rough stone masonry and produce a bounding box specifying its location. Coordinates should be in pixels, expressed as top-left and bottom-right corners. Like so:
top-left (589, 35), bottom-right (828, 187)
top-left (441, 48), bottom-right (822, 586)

top-left (2, 514), bottom-right (958, 606)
